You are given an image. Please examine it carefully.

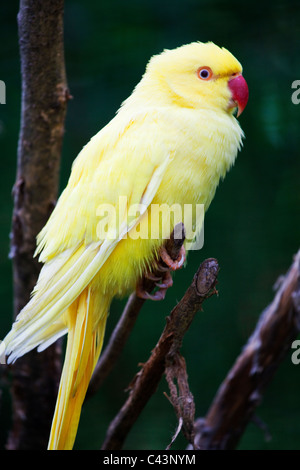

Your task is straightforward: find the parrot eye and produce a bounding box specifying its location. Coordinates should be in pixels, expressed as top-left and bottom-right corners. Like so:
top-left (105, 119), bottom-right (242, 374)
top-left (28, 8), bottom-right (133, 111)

top-left (197, 66), bottom-right (213, 80)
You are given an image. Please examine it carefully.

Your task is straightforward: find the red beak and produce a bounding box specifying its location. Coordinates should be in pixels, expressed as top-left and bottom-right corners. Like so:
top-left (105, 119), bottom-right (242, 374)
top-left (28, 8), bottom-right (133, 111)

top-left (228, 74), bottom-right (249, 117)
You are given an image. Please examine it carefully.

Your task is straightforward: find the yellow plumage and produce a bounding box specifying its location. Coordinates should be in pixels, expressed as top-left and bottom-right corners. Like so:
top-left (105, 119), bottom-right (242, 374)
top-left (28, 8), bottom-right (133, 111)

top-left (0, 41), bottom-right (247, 449)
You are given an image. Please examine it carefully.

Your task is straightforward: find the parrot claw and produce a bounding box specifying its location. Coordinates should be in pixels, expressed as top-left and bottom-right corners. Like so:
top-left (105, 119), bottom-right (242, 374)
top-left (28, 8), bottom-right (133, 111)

top-left (155, 270), bottom-right (173, 289)
top-left (135, 244), bottom-right (185, 301)
top-left (136, 269), bottom-right (173, 301)
top-left (155, 263), bottom-right (170, 273)
top-left (159, 245), bottom-right (186, 271)
top-left (137, 288), bottom-right (168, 301)
top-left (144, 272), bottom-right (163, 282)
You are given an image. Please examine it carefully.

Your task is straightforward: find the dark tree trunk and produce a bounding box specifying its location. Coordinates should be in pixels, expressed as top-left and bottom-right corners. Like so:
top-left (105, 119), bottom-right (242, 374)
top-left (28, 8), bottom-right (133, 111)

top-left (7, 0), bottom-right (70, 449)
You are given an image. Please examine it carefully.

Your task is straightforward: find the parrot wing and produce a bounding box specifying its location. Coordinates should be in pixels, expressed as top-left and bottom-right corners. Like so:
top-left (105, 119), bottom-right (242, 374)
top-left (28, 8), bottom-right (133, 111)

top-left (3, 111), bottom-right (173, 362)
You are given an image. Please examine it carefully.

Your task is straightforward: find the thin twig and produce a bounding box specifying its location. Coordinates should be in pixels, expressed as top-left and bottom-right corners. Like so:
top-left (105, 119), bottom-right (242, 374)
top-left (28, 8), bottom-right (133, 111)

top-left (166, 417), bottom-right (183, 450)
top-left (165, 354), bottom-right (196, 447)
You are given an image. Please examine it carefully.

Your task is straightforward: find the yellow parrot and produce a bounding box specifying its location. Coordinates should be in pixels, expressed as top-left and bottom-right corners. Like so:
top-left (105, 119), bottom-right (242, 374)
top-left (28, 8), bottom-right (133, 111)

top-left (0, 41), bottom-right (248, 449)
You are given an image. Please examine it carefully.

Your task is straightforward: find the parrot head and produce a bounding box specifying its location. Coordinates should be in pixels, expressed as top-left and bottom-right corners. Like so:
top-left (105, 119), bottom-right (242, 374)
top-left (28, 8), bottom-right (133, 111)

top-left (144, 41), bottom-right (248, 118)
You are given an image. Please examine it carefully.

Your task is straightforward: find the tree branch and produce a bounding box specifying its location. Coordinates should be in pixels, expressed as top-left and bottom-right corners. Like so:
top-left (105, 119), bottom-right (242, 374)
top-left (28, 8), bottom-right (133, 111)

top-left (101, 257), bottom-right (219, 450)
top-left (7, 0), bottom-right (70, 449)
top-left (193, 249), bottom-right (300, 450)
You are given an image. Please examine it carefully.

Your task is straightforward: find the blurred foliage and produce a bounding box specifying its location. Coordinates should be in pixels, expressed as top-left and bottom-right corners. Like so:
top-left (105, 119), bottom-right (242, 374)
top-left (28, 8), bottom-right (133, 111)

top-left (0, 0), bottom-right (300, 450)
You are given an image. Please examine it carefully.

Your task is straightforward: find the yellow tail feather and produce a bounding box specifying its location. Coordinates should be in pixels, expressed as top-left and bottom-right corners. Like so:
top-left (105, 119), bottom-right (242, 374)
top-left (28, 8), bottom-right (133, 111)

top-left (48, 287), bottom-right (107, 450)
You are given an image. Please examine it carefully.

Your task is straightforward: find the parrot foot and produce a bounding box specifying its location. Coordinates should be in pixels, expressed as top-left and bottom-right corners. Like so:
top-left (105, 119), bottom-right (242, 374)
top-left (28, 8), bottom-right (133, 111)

top-left (135, 243), bottom-right (185, 301)
top-left (136, 270), bottom-right (173, 301)
top-left (158, 244), bottom-right (186, 271)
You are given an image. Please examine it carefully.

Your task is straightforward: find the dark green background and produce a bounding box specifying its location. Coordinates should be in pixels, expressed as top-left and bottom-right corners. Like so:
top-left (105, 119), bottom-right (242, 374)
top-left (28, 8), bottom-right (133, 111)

top-left (0, 0), bottom-right (299, 450)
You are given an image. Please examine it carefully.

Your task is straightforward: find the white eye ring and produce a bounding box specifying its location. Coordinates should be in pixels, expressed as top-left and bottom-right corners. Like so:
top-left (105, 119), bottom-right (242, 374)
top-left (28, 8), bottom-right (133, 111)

top-left (197, 66), bottom-right (213, 80)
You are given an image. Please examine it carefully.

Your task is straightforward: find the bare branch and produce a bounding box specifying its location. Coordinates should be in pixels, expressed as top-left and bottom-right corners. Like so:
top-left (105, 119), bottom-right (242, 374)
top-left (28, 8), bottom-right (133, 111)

top-left (101, 257), bottom-right (219, 450)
